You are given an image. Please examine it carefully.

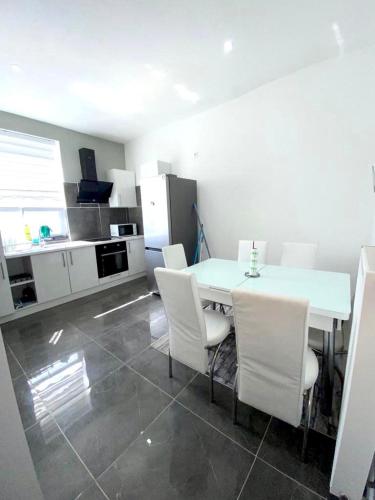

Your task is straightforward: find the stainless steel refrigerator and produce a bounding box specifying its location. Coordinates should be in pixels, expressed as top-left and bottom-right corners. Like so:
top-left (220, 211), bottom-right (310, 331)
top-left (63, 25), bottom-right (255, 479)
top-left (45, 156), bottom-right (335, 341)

top-left (140, 174), bottom-right (197, 293)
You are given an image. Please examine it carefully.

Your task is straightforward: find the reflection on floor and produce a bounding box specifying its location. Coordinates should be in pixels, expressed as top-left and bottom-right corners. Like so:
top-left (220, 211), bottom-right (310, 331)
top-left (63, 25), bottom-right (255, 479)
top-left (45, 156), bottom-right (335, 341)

top-left (2, 277), bottom-right (337, 499)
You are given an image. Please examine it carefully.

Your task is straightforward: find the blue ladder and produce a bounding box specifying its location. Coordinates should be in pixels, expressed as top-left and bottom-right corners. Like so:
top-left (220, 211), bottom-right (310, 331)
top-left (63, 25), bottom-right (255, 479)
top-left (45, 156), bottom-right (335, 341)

top-left (193, 203), bottom-right (211, 264)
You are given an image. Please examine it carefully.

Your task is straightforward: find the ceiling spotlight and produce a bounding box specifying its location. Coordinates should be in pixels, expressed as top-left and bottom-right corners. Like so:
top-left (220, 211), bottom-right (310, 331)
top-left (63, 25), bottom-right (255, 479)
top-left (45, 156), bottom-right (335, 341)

top-left (331, 22), bottom-right (344, 50)
top-left (174, 84), bottom-right (200, 104)
top-left (10, 64), bottom-right (22, 73)
top-left (223, 39), bottom-right (233, 54)
top-left (151, 69), bottom-right (166, 81)
top-left (145, 64), bottom-right (166, 81)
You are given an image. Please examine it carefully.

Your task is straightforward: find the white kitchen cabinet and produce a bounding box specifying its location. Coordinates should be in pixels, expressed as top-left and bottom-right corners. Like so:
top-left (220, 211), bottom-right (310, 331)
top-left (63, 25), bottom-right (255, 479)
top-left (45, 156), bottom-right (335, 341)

top-left (67, 246), bottom-right (99, 293)
top-left (127, 238), bottom-right (146, 275)
top-left (108, 169), bottom-right (137, 207)
top-left (140, 160), bottom-right (171, 180)
top-left (31, 251), bottom-right (71, 303)
top-left (0, 250), bottom-right (14, 317)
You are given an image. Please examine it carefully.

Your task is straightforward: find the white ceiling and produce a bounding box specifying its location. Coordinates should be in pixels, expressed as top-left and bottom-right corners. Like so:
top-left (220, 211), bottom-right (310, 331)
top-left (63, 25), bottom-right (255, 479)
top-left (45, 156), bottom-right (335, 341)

top-left (1, 0), bottom-right (375, 143)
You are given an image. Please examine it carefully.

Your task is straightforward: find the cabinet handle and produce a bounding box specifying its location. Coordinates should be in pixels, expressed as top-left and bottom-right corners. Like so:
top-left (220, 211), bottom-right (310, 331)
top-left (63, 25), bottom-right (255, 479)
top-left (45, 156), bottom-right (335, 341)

top-left (128, 242), bottom-right (131, 254)
top-left (70, 251), bottom-right (73, 265)
top-left (0, 262), bottom-right (5, 280)
top-left (62, 253), bottom-right (66, 267)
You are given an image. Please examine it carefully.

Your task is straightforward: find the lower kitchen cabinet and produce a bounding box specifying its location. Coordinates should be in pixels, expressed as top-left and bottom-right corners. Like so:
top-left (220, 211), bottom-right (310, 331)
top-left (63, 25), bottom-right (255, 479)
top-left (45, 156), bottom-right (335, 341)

top-left (1, 238), bottom-right (146, 319)
top-left (67, 246), bottom-right (99, 293)
top-left (0, 258), bottom-right (13, 316)
top-left (127, 238), bottom-right (146, 275)
top-left (31, 251), bottom-right (71, 303)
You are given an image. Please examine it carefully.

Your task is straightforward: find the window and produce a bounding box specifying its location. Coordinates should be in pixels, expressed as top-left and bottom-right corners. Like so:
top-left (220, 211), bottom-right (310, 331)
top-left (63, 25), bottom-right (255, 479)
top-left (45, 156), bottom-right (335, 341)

top-left (0, 129), bottom-right (68, 248)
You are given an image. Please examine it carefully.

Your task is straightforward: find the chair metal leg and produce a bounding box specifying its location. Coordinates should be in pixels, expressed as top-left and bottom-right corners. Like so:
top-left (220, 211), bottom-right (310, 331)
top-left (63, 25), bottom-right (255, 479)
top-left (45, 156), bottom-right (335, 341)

top-left (168, 349), bottom-right (173, 378)
top-left (301, 385), bottom-right (314, 462)
top-left (233, 368), bottom-right (238, 424)
top-left (334, 362), bottom-right (344, 388)
top-left (209, 341), bottom-right (223, 403)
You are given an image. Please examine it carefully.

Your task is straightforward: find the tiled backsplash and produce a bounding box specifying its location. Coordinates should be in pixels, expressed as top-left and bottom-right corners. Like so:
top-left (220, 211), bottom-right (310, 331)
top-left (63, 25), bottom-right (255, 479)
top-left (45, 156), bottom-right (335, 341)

top-left (64, 182), bottom-right (143, 240)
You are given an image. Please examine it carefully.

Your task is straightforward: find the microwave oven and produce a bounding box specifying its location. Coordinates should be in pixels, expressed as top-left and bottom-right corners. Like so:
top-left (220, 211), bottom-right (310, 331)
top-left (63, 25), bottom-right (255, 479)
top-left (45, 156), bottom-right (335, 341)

top-left (110, 223), bottom-right (137, 237)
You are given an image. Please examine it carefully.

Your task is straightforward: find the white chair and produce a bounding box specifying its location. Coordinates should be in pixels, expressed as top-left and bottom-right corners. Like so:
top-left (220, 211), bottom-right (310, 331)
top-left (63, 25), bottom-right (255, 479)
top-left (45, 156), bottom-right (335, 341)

top-left (280, 242), bottom-right (318, 269)
top-left (231, 288), bottom-right (319, 461)
top-left (162, 243), bottom-right (210, 309)
top-left (155, 267), bottom-right (231, 402)
top-left (238, 240), bottom-right (268, 265)
top-left (162, 243), bottom-right (187, 270)
top-left (308, 327), bottom-right (346, 388)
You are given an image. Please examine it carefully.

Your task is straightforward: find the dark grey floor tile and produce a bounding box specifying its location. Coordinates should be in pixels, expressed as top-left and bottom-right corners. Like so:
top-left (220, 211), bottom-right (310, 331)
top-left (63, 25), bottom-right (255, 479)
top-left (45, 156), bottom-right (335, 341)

top-left (12, 375), bottom-right (48, 429)
top-left (52, 365), bottom-right (171, 478)
top-left (71, 308), bottom-right (140, 339)
top-left (98, 402), bottom-right (254, 500)
top-left (128, 346), bottom-right (196, 397)
top-left (28, 342), bottom-right (122, 413)
top-left (148, 314), bottom-right (169, 340)
top-left (25, 415), bottom-right (93, 500)
top-left (5, 344), bottom-right (23, 379)
top-left (239, 459), bottom-right (321, 499)
top-left (75, 480), bottom-right (108, 500)
top-left (5, 317), bottom-right (89, 359)
top-left (177, 373), bottom-right (270, 453)
top-left (131, 295), bottom-right (165, 321)
top-left (97, 320), bottom-right (153, 362)
top-left (258, 418), bottom-right (335, 497)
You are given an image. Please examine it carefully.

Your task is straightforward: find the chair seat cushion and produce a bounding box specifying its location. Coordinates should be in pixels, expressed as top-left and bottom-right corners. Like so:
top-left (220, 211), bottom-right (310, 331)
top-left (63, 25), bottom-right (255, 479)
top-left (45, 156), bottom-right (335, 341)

top-left (204, 310), bottom-right (231, 347)
top-left (304, 348), bottom-right (319, 390)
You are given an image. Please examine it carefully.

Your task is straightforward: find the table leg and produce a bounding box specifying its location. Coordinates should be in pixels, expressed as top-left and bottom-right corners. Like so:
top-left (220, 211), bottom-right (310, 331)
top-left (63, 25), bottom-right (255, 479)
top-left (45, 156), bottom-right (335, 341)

top-left (321, 319), bottom-right (337, 420)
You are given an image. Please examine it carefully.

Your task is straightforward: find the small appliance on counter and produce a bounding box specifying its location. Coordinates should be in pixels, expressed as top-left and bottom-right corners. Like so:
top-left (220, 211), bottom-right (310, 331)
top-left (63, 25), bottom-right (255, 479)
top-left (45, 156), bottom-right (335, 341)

top-left (39, 225), bottom-right (51, 239)
top-left (110, 223), bottom-right (137, 237)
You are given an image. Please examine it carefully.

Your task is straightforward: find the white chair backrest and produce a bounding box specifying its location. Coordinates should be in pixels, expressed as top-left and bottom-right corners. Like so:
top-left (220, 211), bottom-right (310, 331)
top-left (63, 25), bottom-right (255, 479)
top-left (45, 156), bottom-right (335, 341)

top-left (162, 244), bottom-right (188, 270)
top-left (238, 240), bottom-right (268, 265)
top-left (154, 267), bottom-right (208, 373)
top-left (232, 288), bottom-right (309, 427)
top-left (280, 242), bottom-right (317, 269)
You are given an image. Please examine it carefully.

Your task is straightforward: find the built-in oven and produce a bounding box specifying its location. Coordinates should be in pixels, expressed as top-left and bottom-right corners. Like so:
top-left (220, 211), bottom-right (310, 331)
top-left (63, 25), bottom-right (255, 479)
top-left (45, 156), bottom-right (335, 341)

top-left (95, 241), bottom-right (128, 280)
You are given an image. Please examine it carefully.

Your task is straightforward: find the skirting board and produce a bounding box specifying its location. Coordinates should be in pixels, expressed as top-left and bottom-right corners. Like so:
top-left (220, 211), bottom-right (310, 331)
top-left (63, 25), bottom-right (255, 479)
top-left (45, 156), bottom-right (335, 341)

top-left (0, 272), bottom-right (146, 324)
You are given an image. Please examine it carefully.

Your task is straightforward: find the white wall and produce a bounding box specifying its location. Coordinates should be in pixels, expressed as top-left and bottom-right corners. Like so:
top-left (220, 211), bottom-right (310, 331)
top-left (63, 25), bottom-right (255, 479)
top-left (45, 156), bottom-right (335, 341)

top-left (125, 45), bottom-right (375, 282)
top-left (0, 110), bottom-right (125, 182)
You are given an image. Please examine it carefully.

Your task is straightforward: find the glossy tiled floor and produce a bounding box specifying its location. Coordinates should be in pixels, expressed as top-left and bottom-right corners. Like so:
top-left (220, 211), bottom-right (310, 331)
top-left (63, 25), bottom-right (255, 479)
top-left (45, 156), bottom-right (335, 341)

top-left (2, 278), bottom-right (335, 500)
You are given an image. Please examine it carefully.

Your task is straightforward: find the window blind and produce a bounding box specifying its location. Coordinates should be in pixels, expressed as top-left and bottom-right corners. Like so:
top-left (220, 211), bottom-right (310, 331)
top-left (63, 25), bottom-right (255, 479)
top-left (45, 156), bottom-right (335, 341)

top-left (0, 129), bottom-right (65, 208)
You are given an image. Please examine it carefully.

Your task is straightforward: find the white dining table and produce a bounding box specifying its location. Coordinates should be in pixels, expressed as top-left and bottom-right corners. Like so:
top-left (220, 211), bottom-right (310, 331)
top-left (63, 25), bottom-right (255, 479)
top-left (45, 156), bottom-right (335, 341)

top-left (184, 258), bottom-right (351, 420)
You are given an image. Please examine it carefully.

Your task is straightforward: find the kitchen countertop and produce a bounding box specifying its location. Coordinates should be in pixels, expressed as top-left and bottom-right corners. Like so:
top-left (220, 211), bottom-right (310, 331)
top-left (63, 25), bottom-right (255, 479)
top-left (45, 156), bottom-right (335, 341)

top-left (4, 235), bottom-right (144, 259)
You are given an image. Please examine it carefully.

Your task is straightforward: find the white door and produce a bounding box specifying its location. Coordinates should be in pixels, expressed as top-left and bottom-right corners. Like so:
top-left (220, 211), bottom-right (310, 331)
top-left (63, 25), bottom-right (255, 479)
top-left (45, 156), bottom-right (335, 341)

top-left (0, 256), bottom-right (14, 317)
top-left (127, 238), bottom-right (146, 275)
top-left (67, 246), bottom-right (99, 293)
top-left (31, 251), bottom-right (71, 303)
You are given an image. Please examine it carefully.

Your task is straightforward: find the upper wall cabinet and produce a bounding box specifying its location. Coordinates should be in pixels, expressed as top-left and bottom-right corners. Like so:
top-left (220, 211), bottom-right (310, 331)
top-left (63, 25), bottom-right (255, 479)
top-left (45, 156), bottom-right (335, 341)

top-left (107, 169), bottom-right (137, 208)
